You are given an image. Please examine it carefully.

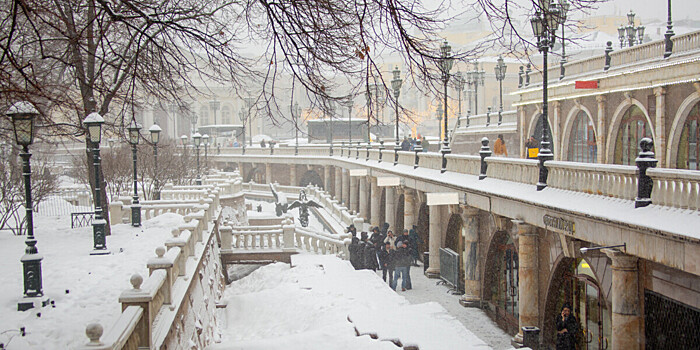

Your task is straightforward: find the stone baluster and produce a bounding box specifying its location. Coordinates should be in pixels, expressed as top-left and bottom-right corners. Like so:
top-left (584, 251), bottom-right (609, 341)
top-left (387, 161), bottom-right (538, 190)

top-left (147, 247), bottom-right (174, 305)
top-left (479, 137), bottom-right (491, 180)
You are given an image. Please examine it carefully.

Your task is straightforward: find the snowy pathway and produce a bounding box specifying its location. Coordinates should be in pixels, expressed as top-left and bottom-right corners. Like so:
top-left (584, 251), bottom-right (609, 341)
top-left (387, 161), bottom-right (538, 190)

top-left (384, 263), bottom-right (515, 350)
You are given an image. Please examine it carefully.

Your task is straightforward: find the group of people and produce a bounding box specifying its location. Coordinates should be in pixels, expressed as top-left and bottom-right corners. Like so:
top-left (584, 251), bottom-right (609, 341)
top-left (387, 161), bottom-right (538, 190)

top-left (347, 223), bottom-right (423, 292)
top-left (399, 136), bottom-right (430, 152)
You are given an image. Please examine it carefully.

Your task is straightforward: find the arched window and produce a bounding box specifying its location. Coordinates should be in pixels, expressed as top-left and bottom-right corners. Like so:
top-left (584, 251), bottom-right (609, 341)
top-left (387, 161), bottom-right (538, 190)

top-left (222, 106), bottom-right (231, 124)
top-left (614, 105), bottom-right (651, 165)
top-left (567, 111), bottom-right (597, 163)
top-left (532, 114), bottom-right (553, 147)
top-left (677, 102), bottom-right (700, 170)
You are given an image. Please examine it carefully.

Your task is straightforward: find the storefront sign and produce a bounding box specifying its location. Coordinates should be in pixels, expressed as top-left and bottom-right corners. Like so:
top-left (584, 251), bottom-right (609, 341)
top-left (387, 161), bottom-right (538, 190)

top-left (543, 214), bottom-right (575, 235)
top-left (575, 80), bottom-right (598, 89)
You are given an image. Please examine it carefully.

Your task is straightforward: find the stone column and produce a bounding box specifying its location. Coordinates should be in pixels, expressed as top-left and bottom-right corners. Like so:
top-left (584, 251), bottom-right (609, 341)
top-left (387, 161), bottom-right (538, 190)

top-left (596, 95), bottom-right (607, 164)
top-left (512, 220), bottom-right (538, 345)
top-left (350, 176), bottom-right (359, 214)
top-left (290, 165), bottom-right (297, 187)
top-left (324, 165), bottom-right (332, 193)
top-left (654, 87), bottom-right (667, 167)
top-left (460, 207), bottom-right (480, 307)
top-left (425, 203), bottom-right (442, 278)
top-left (603, 249), bottom-right (641, 350)
top-left (403, 188), bottom-right (415, 234)
top-left (385, 187), bottom-right (396, 232)
top-left (265, 163), bottom-right (272, 184)
top-left (358, 176), bottom-right (368, 220)
top-left (552, 101), bottom-right (561, 161)
top-left (342, 169), bottom-right (349, 206)
top-left (370, 177), bottom-right (381, 227)
top-left (334, 167), bottom-right (342, 200)
top-left (518, 106), bottom-right (526, 158)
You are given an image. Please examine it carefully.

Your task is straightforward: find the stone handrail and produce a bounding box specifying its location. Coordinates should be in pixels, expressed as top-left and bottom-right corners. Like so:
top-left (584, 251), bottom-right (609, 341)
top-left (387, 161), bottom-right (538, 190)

top-left (81, 306), bottom-right (144, 350)
top-left (457, 110), bottom-right (517, 129)
top-left (445, 154), bottom-right (481, 175)
top-left (231, 228), bottom-right (284, 249)
top-left (528, 30), bottom-right (700, 85)
top-left (160, 189), bottom-right (209, 201)
top-left (295, 227), bottom-right (349, 257)
top-left (485, 157), bottom-right (540, 184)
top-left (547, 161), bottom-right (638, 200)
top-left (648, 168), bottom-right (700, 210)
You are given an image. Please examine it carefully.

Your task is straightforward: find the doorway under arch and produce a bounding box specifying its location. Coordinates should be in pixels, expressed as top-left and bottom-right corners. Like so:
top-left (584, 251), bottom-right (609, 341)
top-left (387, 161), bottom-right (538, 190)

top-left (483, 229), bottom-right (519, 335)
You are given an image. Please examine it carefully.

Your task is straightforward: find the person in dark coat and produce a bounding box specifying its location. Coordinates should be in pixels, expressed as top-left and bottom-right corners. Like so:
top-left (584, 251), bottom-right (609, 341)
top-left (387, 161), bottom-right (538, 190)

top-left (348, 235), bottom-right (361, 270)
top-left (363, 241), bottom-right (379, 271)
top-left (378, 242), bottom-right (395, 283)
top-left (400, 137), bottom-right (411, 151)
top-left (555, 303), bottom-right (579, 350)
top-left (408, 226), bottom-right (423, 266)
top-left (369, 226), bottom-right (382, 245)
top-left (391, 241), bottom-right (412, 291)
top-left (395, 229), bottom-right (410, 248)
top-left (381, 222), bottom-right (390, 236)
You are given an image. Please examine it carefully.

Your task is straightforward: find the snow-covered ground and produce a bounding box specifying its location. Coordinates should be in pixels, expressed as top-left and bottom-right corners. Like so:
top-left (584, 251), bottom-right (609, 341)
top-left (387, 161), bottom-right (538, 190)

top-left (212, 255), bottom-right (492, 350)
top-left (0, 206), bottom-right (183, 349)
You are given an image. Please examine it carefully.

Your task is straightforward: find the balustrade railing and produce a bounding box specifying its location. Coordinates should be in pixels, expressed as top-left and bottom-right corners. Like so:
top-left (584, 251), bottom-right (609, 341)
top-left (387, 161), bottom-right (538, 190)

top-left (648, 168), bottom-right (700, 210)
top-left (547, 161), bottom-right (638, 200)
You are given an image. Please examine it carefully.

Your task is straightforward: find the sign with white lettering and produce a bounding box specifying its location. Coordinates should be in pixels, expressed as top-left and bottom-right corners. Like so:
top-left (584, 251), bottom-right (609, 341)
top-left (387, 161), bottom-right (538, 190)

top-left (543, 214), bottom-right (575, 235)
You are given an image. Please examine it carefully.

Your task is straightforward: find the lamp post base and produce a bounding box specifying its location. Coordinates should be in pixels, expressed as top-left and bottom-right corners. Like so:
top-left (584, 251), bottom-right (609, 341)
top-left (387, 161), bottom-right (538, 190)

top-left (131, 204), bottom-right (141, 227)
top-left (90, 249), bottom-right (111, 256)
top-left (18, 295), bottom-right (50, 311)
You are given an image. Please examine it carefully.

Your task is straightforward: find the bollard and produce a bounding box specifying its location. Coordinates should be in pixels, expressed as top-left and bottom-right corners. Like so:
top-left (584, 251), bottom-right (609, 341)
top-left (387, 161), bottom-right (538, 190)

top-left (378, 140), bottom-right (384, 163)
top-left (413, 139), bottom-right (422, 169)
top-left (635, 137), bottom-right (657, 208)
top-left (479, 137), bottom-right (491, 180)
top-left (356, 141), bottom-right (360, 159)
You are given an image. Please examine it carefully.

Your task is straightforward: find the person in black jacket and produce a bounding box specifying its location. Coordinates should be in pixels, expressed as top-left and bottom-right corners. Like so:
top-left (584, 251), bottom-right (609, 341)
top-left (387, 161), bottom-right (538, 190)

top-left (378, 242), bottom-right (395, 283)
top-left (391, 241), bottom-right (412, 291)
top-left (348, 235), bottom-right (361, 270)
top-left (555, 303), bottom-right (579, 350)
top-left (369, 226), bottom-right (382, 245)
top-left (395, 229), bottom-right (410, 248)
top-left (363, 241), bottom-right (379, 271)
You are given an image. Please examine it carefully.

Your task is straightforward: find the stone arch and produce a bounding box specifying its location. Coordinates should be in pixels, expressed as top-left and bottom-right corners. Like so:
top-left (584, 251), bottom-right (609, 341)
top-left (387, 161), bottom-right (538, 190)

top-left (244, 166), bottom-right (263, 183)
top-left (527, 110), bottom-right (554, 153)
top-left (606, 97), bottom-right (656, 164)
top-left (481, 223), bottom-right (519, 335)
top-left (666, 91), bottom-right (700, 168)
top-left (542, 253), bottom-right (576, 346)
top-left (445, 212), bottom-right (464, 292)
top-left (560, 103), bottom-right (597, 161)
top-left (298, 169), bottom-right (323, 188)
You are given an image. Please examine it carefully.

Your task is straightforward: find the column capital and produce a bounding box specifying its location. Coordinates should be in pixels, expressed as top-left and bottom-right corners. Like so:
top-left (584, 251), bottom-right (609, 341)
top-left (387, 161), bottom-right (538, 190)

top-left (653, 86), bottom-right (667, 97)
top-left (511, 219), bottom-right (534, 236)
top-left (460, 205), bottom-right (479, 217)
top-left (596, 94), bottom-right (607, 103)
top-left (603, 249), bottom-right (638, 270)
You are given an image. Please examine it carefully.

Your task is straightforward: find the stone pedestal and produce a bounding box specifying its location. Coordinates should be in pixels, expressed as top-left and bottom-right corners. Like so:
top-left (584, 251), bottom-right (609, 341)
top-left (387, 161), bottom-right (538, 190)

top-left (460, 207), bottom-right (481, 307)
top-left (603, 249), bottom-right (641, 350)
top-left (426, 203), bottom-right (442, 278)
top-left (370, 177), bottom-right (380, 227)
top-left (265, 163), bottom-right (272, 184)
top-left (513, 220), bottom-right (538, 346)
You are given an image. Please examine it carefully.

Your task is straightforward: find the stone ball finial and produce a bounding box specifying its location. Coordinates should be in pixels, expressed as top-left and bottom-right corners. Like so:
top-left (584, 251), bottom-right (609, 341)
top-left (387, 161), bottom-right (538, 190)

top-left (606, 41), bottom-right (613, 47)
top-left (130, 273), bottom-right (143, 290)
top-left (171, 228), bottom-right (181, 238)
top-left (481, 137), bottom-right (489, 146)
top-left (639, 137), bottom-right (654, 152)
top-left (155, 246), bottom-right (166, 258)
top-left (85, 323), bottom-right (104, 345)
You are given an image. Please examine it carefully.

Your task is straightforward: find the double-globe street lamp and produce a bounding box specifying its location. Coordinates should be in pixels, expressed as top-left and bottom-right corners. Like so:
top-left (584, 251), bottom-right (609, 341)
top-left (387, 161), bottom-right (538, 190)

top-left (193, 132), bottom-right (202, 185)
top-left (494, 55), bottom-right (507, 125)
top-left (617, 10), bottom-right (645, 49)
top-left (559, 0), bottom-right (570, 80)
top-left (391, 66), bottom-right (403, 165)
top-left (148, 124), bottom-right (162, 200)
top-left (531, 0), bottom-right (564, 191)
top-left (438, 40), bottom-right (454, 173)
top-left (127, 119), bottom-right (142, 227)
top-left (83, 112), bottom-right (110, 254)
top-left (8, 102), bottom-right (50, 311)
top-left (453, 72), bottom-right (465, 128)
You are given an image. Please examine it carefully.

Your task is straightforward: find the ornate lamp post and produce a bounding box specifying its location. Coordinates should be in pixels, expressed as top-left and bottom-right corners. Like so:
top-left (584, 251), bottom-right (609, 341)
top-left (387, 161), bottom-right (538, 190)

top-left (180, 134), bottom-right (188, 148)
top-left (293, 101), bottom-right (301, 156)
top-left (329, 100), bottom-right (335, 156)
top-left (9, 102), bottom-right (50, 311)
top-left (209, 100), bottom-right (220, 146)
top-left (453, 71), bottom-right (465, 128)
top-left (391, 66), bottom-right (403, 165)
top-left (83, 112), bottom-right (109, 254)
top-left (202, 134), bottom-right (210, 166)
top-left (468, 61), bottom-right (485, 115)
top-left (531, 0), bottom-right (563, 191)
top-left (127, 119), bottom-right (142, 227)
top-left (148, 124), bottom-right (161, 200)
top-left (618, 10), bottom-right (645, 48)
top-left (558, 0), bottom-right (569, 80)
top-left (494, 55), bottom-right (507, 125)
top-left (664, 0), bottom-right (674, 58)
top-left (193, 132), bottom-right (202, 185)
top-left (439, 40), bottom-right (454, 173)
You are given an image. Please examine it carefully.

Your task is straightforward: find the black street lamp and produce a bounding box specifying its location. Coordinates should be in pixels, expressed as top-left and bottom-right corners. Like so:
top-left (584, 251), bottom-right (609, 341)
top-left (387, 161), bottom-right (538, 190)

top-left (453, 71), bottom-right (465, 128)
top-left (127, 119), bottom-right (142, 227)
top-left (345, 96), bottom-right (353, 147)
top-left (494, 55), bottom-right (507, 125)
top-left (180, 134), bottom-right (188, 148)
top-left (531, 0), bottom-right (563, 191)
top-left (391, 66), bottom-right (403, 166)
top-left (329, 100), bottom-right (335, 156)
top-left (202, 134), bottom-right (210, 166)
top-left (193, 132), bottom-right (202, 185)
top-left (617, 10), bottom-right (645, 48)
top-left (293, 101), bottom-right (301, 156)
top-left (467, 61), bottom-right (485, 115)
top-left (210, 100), bottom-right (220, 146)
top-left (439, 40), bottom-right (454, 173)
top-left (9, 102), bottom-right (50, 311)
top-left (148, 124), bottom-right (161, 200)
top-left (559, 0), bottom-right (570, 80)
top-left (83, 112), bottom-right (109, 254)
top-left (664, 0), bottom-right (674, 58)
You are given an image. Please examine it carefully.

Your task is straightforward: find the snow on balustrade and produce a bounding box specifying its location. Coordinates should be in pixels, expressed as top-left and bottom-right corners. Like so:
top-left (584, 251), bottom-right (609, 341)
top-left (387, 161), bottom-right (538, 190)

top-left (547, 161), bottom-right (638, 199)
top-left (648, 168), bottom-right (700, 210)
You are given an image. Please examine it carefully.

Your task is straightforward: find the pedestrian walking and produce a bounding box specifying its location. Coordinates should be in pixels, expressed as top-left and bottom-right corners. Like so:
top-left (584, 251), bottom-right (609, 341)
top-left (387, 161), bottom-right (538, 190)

top-left (391, 241), bottom-right (412, 291)
top-left (378, 242), bottom-right (395, 283)
top-left (494, 134), bottom-right (508, 157)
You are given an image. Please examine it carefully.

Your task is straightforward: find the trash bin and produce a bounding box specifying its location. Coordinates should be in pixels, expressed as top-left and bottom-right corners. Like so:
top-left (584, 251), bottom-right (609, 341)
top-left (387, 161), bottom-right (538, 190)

top-left (423, 252), bottom-right (429, 273)
top-left (522, 326), bottom-right (540, 350)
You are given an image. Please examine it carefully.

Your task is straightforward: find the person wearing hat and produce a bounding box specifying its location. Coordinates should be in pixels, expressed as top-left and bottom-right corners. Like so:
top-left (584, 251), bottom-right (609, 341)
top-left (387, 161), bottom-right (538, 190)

top-left (555, 303), bottom-right (579, 350)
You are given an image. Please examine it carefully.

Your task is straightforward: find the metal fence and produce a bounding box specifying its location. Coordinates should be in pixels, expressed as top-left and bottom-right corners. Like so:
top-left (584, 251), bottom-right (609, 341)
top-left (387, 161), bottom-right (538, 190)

top-left (36, 190), bottom-right (93, 217)
top-left (439, 247), bottom-right (460, 294)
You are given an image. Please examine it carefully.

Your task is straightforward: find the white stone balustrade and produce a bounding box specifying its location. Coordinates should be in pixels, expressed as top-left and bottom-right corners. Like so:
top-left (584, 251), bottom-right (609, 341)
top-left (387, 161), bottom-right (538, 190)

top-left (160, 188), bottom-right (209, 201)
top-left (146, 246), bottom-right (179, 305)
top-left (486, 157), bottom-right (540, 184)
top-left (78, 307), bottom-right (143, 350)
top-left (547, 161), bottom-right (638, 200)
top-left (117, 271), bottom-right (167, 348)
top-left (231, 228), bottom-right (284, 249)
top-left (648, 168), bottom-right (700, 210)
top-left (445, 154), bottom-right (481, 175)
